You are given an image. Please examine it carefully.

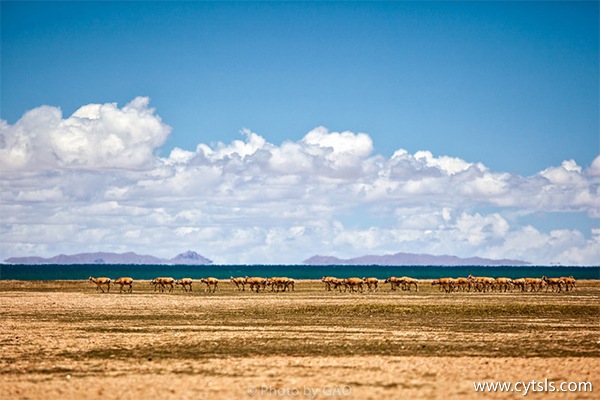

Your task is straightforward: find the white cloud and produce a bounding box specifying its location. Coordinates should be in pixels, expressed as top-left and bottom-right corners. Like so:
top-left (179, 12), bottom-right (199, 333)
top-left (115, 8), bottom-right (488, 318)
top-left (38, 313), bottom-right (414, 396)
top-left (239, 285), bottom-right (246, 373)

top-left (540, 159), bottom-right (586, 186)
top-left (208, 128), bottom-right (267, 161)
top-left (414, 150), bottom-right (473, 175)
top-left (269, 141), bottom-right (313, 174)
top-left (0, 97), bottom-right (171, 172)
top-left (587, 156), bottom-right (600, 178)
top-left (302, 126), bottom-right (373, 158)
top-left (1, 98), bottom-right (598, 264)
top-left (455, 212), bottom-right (510, 246)
top-left (15, 187), bottom-right (65, 202)
top-left (166, 147), bottom-right (196, 164)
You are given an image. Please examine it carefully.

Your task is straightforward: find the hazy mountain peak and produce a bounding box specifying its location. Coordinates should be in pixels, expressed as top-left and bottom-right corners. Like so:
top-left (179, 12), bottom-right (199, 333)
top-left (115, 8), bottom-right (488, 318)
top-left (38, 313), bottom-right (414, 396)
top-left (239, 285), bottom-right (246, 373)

top-left (4, 251), bottom-right (213, 265)
top-left (303, 252), bottom-right (529, 266)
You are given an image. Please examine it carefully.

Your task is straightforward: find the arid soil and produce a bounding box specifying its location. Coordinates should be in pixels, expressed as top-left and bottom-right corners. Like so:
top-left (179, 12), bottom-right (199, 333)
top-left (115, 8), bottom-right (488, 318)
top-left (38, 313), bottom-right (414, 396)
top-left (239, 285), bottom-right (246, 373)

top-left (0, 279), bottom-right (598, 399)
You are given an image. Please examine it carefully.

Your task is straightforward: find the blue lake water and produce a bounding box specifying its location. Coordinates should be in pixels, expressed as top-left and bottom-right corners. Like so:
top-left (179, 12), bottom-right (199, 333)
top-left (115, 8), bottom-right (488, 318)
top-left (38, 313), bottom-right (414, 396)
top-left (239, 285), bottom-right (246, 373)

top-left (0, 264), bottom-right (598, 280)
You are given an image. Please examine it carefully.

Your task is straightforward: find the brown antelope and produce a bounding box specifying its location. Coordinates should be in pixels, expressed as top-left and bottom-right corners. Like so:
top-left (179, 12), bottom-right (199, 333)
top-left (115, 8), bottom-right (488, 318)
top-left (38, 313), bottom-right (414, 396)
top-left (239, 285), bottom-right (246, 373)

top-left (512, 278), bottom-right (527, 292)
top-left (230, 276), bottom-right (246, 291)
top-left (343, 277), bottom-right (364, 293)
top-left (89, 276), bottom-right (111, 293)
top-left (113, 277), bottom-right (133, 293)
top-left (542, 276), bottom-right (565, 292)
top-left (401, 277), bottom-right (419, 292)
top-left (245, 276), bottom-right (267, 292)
top-left (284, 278), bottom-right (295, 292)
top-left (362, 277), bottom-right (379, 292)
top-left (175, 278), bottom-right (193, 292)
top-left (453, 277), bottom-right (472, 292)
top-left (387, 276), bottom-right (417, 291)
top-left (200, 277), bottom-right (219, 293)
top-left (265, 277), bottom-right (275, 291)
top-left (561, 276), bottom-right (576, 291)
top-left (432, 278), bottom-right (454, 293)
top-left (321, 276), bottom-right (333, 291)
top-left (151, 277), bottom-right (175, 293)
top-left (277, 277), bottom-right (295, 292)
top-left (325, 277), bottom-right (346, 292)
top-left (384, 277), bottom-right (399, 291)
top-left (494, 277), bottom-right (513, 292)
top-left (524, 277), bottom-right (544, 292)
top-left (267, 277), bottom-right (294, 292)
top-left (468, 275), bottom-right (495, 292)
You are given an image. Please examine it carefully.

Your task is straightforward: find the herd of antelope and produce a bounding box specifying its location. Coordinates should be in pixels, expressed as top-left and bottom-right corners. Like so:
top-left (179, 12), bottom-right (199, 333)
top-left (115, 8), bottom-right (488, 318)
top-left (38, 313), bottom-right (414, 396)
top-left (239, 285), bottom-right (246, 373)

top-left (88, 274), bottom-right (577, 294)
top-left (230, 276), bottom-right (295, 292)
top-left (431, 274), bottom-right (577, 293)
top-left (321, 276), bottom-right (418, 292)
top-left (87, 275), bottom-right (296, 293)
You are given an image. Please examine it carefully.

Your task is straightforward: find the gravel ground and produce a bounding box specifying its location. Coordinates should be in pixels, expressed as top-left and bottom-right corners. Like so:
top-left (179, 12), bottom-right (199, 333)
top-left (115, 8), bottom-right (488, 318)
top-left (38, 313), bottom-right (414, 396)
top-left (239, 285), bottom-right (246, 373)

top-left (1, 280), bottom-right (598, 399)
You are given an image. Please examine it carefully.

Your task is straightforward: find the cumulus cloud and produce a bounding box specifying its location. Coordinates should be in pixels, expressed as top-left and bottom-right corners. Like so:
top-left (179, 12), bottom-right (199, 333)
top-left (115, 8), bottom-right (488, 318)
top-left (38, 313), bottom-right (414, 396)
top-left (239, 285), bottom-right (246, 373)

top-left (1, 98), bottom-right (598, 264)
top-left (0, 97), bottom-right (171, 171)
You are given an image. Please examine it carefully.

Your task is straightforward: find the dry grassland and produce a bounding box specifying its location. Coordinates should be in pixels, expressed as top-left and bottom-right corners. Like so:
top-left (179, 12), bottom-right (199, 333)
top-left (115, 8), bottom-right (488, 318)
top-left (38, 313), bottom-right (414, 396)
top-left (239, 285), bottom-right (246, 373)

top-left (0, 279), bottom-right (598, 399)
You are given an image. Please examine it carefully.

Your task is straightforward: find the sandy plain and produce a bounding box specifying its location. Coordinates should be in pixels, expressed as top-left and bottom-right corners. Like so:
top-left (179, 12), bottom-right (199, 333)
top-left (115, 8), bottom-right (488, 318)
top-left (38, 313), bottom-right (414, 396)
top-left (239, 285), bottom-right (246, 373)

top-left (0, 279), bottom-right (598, 399)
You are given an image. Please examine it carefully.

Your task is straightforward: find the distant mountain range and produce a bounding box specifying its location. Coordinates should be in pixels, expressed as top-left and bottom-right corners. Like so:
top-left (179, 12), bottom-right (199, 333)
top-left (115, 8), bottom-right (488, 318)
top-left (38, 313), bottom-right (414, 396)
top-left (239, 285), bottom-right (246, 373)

top-left (4, 250), bottom-right (212, 265)
top-left (4, 250), bottom-right (528, 266)
top-left (303, 252), bottom-right (529, 266)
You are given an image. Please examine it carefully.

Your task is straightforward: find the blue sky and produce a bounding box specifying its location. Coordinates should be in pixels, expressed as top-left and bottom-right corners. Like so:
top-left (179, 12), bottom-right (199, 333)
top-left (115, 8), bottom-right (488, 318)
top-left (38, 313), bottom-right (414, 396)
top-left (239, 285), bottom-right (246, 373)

top-left (1, 1), bottom-right (599, 264)
top-left (3, 1), bottom-right (598, 174)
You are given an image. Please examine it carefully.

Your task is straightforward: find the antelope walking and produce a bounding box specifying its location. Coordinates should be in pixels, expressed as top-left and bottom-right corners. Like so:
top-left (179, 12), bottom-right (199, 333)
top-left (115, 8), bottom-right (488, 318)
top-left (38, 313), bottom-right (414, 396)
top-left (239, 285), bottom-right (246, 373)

top-left (89, 276), bottom-right (111, 293)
